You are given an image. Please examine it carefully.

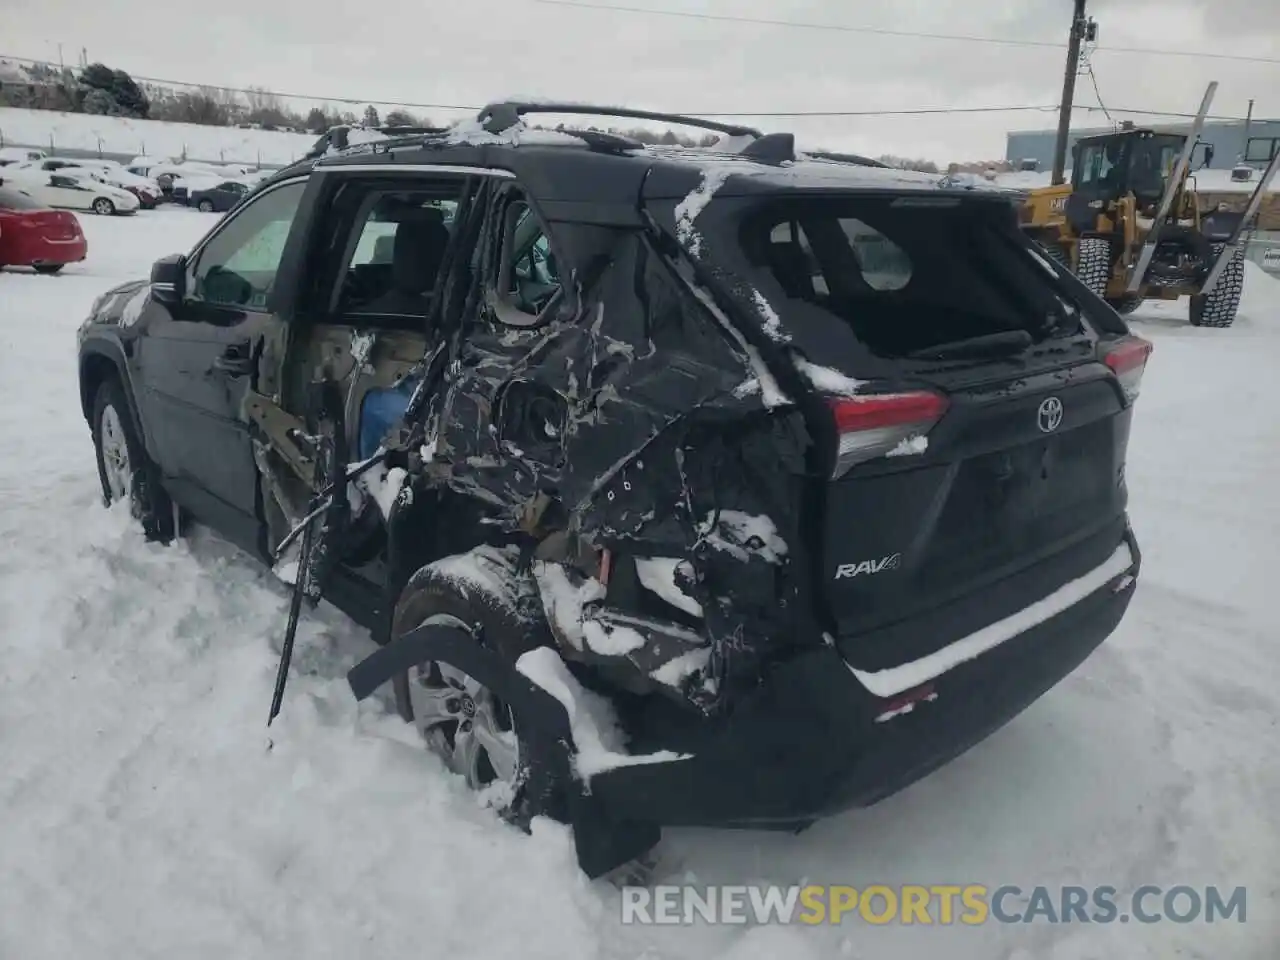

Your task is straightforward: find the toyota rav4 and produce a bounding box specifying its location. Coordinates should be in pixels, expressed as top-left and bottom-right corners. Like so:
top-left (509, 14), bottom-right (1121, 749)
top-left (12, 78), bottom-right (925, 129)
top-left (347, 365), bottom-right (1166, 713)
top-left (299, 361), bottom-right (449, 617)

top-left (76, 102), bottom-right (1148, 878)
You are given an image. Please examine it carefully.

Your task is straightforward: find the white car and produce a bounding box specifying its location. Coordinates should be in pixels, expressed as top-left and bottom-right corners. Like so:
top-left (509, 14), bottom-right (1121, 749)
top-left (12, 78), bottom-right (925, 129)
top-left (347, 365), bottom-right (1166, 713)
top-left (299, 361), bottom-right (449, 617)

top-left (0, 146), bottom-right (47, 166)
top-left (9, 159), bottom-right (163, 208)
top-left (0, 168), bottom-right (139, 216)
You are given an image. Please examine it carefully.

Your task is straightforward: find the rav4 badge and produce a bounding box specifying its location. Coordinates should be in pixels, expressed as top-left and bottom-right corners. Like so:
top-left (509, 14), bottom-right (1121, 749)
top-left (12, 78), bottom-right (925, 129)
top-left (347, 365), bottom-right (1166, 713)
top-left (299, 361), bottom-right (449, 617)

top-left (835, 553), bottom-right (902, 579)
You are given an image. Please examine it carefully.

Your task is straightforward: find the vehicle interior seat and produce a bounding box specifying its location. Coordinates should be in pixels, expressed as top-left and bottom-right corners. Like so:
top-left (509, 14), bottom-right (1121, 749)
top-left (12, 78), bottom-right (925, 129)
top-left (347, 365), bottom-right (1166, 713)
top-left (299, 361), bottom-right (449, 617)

top-left (359, 207), bottom-right (450, 318)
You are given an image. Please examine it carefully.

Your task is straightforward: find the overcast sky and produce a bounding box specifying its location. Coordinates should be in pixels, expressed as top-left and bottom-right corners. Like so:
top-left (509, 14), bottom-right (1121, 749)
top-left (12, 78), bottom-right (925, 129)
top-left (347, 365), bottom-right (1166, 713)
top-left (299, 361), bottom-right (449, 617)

top-left (1, 0), bottom-right (1276, 161)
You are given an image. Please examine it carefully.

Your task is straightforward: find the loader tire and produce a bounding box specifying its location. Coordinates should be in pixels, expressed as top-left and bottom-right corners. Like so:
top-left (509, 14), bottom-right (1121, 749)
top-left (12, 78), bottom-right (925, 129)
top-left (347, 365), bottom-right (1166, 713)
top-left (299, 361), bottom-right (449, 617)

top-left (1076, 236), bottom-right (1112, 298)
top-left (1106, 296), bottom-right (1143, 316)
top-left (1044, 243), bottom-right (1071, 271)
top-left (1189, 244), bottom-right (1245, 329)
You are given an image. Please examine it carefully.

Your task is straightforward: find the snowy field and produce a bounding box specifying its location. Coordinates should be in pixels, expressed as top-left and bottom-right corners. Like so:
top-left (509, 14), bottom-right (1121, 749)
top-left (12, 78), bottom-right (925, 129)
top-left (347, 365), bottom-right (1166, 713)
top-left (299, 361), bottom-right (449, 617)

top-left (0, 106), bottom-right (318, 165)
top-left (2, 208), bottom-right (1278, 960)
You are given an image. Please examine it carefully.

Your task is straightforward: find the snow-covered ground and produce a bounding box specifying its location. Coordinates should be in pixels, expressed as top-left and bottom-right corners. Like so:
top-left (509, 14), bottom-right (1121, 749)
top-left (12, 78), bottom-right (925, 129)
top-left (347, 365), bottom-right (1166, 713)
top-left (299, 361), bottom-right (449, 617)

top-left (1, 209), bottom-right (1277, 959)
top-left (0, 106), bottom-right (318, 165)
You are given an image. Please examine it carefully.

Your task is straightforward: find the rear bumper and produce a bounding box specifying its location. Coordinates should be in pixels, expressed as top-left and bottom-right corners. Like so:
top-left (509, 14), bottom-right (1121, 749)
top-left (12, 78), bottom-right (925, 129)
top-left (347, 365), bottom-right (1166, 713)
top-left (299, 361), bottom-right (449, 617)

top-left (28, 234), bottom-right (87, 266)
top-left (584, 526), bottom-right (1140, 828)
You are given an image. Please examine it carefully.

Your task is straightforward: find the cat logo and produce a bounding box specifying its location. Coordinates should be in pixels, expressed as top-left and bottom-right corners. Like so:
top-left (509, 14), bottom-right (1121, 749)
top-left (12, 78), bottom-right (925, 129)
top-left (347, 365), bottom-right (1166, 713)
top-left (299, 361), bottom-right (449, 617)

top-left (1050, 196), bottom-right (1067, 213)
top-left (834, 553), bottom-right (902, 579)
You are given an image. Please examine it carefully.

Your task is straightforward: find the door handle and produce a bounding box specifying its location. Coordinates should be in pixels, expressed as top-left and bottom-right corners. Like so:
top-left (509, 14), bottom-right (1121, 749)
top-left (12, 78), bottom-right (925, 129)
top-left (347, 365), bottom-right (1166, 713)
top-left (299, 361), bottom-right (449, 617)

top-left (212, 345), bottom-right (254, 376)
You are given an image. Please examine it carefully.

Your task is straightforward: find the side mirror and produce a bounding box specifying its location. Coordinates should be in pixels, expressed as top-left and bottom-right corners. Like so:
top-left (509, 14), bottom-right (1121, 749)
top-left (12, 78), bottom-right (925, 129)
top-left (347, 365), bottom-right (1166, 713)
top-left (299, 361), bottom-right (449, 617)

top-left (150, 253), bottom-right (187, 304)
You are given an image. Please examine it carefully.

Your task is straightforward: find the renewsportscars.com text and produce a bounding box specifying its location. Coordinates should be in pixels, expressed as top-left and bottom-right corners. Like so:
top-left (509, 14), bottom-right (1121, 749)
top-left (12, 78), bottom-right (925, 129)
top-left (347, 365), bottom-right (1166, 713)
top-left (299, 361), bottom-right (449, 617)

top-left (620, 884), bottom-right (1248, 926)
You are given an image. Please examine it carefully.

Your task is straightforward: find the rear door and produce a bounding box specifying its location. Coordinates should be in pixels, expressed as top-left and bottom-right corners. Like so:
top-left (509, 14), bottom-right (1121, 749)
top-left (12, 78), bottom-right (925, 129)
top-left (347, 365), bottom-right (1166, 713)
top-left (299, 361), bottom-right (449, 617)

top-left (43, 174), bottom-right (93, 210)
top-left (710, 191), bottom-right (1144, 669)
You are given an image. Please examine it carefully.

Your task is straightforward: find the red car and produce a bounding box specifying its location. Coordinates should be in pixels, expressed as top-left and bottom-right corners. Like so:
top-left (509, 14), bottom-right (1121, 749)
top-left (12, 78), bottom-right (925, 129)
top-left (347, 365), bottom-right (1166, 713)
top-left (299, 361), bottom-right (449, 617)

top-left (0, 184), bottom-right (87, 274)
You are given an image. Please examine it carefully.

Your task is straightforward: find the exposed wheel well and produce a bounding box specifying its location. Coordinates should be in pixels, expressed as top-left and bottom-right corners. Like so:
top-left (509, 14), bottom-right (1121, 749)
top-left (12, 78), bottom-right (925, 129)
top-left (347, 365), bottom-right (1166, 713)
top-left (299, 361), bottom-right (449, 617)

top-left (79, 353), bottom-right (121, 424)
top-left (389, 486), bottom-right (503, 578)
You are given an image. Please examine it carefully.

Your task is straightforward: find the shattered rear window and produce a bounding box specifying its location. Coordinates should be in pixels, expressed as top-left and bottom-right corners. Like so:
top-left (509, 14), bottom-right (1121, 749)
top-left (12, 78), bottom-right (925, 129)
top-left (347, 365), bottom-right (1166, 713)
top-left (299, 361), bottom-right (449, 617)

top-left (738, 196), bottom-right (1084, 358)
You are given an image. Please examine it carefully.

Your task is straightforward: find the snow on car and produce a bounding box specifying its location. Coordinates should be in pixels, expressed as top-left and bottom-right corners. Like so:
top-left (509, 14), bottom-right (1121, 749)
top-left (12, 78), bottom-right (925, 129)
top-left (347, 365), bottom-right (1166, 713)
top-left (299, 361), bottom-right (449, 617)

top-left (7, 158), bottom-right (165, 209)
top-left (0, 166), bottom-right (140, 216)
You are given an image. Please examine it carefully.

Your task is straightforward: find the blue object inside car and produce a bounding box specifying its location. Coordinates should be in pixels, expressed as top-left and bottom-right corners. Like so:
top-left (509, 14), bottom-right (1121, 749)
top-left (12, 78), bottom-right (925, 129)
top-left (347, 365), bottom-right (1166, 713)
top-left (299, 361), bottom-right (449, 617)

top-left (358, 376), bottom-right (420, 460)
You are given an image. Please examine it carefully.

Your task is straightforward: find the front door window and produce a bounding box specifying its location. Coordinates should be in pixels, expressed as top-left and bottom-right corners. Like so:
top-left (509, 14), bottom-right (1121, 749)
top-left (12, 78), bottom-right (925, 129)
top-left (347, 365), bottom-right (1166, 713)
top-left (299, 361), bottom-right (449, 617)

top-left (189, 180), bottom-right (306, 309)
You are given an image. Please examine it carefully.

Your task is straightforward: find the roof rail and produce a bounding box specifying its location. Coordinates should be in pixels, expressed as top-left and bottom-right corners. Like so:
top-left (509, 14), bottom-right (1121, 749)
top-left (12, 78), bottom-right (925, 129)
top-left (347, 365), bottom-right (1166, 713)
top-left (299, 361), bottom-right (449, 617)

top-left (373, 123), bottom-right (450, 136)
top-left (805, 151), bottom-right (889, 168)
top-left (477, 101), bottom-right (762, 140)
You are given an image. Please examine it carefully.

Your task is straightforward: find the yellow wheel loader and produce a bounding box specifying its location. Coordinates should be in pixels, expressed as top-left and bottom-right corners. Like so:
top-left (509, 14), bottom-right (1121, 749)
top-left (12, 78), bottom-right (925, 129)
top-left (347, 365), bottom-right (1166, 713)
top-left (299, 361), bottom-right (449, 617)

top-left (1020, 82), bottom-right (1280, 328)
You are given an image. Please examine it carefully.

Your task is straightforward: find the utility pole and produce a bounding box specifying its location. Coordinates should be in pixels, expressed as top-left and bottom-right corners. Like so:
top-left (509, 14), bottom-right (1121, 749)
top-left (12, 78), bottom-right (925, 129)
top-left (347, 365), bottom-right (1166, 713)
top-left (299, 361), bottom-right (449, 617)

top-left (1051, 0), bottom-right (1089, 185)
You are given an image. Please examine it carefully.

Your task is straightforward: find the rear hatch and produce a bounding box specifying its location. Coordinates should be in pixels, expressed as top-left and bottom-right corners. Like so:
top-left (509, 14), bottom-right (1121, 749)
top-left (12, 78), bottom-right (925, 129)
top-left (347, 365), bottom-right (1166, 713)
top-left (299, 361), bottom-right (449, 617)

top-left (690, 186), bottom-right (1150, 671)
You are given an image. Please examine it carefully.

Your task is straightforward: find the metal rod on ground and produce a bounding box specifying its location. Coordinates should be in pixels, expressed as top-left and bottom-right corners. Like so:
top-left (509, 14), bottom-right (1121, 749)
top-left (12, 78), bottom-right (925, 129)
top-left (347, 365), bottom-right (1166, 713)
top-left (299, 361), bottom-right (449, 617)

top-left (1051, 0), bottom-right (1088, 186)
top-left (1200, 148), bottom-right (1280, 295)
top-left (1126, 81), bottom-right (1218, 294)
top-left (267, 497), bottom-right (318, 726)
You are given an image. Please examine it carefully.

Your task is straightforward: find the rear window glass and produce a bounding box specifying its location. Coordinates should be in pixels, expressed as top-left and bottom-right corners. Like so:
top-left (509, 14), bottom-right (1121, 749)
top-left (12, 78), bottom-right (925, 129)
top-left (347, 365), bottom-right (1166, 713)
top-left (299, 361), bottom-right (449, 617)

top-left (738, 196), bottom-right (1083, 358)
top-left (0, 186), bottom-right (44, 210)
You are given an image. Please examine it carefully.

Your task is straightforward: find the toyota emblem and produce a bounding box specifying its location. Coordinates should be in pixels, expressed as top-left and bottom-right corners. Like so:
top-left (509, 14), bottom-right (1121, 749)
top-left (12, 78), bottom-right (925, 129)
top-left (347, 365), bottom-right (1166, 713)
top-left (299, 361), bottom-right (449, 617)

top-left (1037, 396), bottom-right (1064, 433)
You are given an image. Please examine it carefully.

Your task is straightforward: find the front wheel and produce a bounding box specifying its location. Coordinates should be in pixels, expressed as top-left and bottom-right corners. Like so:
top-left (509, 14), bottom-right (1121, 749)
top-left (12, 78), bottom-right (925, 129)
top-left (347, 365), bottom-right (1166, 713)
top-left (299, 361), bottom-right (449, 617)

top-left (1189, 245), bottom-right (1245, 328)
top-left (92, 378), bottom-right (175, 542)
top-left (92, 197), bottom-right (116, 216)
top-left (1075, 236), bottom-right (1113, 297)
top-left (1106, 295), bottom-right (1143, 316)
top-left (33, 263), bottom-right (65, 275)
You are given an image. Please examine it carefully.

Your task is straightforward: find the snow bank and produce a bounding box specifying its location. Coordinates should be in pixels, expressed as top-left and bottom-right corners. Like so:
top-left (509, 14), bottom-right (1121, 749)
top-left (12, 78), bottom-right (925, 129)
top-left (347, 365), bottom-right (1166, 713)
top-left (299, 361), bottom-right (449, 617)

top-left (0, 106), bottom-right (317, 165)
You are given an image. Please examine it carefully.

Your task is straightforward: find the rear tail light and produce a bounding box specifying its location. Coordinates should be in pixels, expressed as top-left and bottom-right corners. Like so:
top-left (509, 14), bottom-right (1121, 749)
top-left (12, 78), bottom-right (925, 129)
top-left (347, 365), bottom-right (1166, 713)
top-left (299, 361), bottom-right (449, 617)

top-left (828, 391), bottom-right (949, 478)
top-left (1102, 336), bottom-right (1153, 403)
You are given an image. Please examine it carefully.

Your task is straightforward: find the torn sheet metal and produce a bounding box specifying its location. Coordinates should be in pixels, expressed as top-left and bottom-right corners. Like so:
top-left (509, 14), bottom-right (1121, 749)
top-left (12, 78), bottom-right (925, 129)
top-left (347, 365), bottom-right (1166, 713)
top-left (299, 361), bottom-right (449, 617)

top-left (406, 222), bottom-right (815, 710)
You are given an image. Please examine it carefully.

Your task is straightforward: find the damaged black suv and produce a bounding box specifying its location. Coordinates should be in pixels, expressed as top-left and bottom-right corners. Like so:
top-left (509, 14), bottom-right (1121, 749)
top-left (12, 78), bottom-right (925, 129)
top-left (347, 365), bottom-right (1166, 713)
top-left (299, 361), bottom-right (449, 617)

top-left (76, 102), bottom-right (1149, 878)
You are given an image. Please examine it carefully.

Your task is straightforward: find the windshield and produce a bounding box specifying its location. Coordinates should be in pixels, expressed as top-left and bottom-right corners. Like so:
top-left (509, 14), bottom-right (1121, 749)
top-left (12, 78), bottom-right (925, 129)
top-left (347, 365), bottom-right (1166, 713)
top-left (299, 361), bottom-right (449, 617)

top-left (731, 195), bottom-right (1084, 358)
top-left (1129, 135), bottom-right (1185, 201)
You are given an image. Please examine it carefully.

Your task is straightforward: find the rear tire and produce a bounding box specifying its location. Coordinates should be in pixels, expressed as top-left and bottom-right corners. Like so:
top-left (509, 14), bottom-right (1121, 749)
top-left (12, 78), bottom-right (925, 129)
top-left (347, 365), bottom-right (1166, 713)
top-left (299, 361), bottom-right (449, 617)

top-left (91, 377), bottom-right (175, 543)
top-left (1075, 236), bottom-right (1112, 297)
top-left (1189, 245), bottom-right (1245, 328)
top-left (390, 547), bottom-right (564, 824)
top-left (33, 263), bottom-right (65, 275)
top-left (1106, 295), bottom-right (1142, 316)
top-left (198, 199), bottom-right (215, 213)
top-left (1042, 242), bottom-right (1070, 270)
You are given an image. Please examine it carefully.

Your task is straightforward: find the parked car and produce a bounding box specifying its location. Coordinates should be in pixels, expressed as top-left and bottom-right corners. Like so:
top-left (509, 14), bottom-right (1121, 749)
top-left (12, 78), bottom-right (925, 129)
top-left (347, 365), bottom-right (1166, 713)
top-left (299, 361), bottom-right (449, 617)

top-left (0, 184), bottom-right (87, 273)
top-left (75, 101), bottom-right (1148, 881)
top-left (1, 169), bottom-right (139, 216)
top-left (12, 159), bottom-right (165, 209)
top-left (0, 146), bottom-right (48, 166)
top-left (188, 179), bottom-right (251, 213)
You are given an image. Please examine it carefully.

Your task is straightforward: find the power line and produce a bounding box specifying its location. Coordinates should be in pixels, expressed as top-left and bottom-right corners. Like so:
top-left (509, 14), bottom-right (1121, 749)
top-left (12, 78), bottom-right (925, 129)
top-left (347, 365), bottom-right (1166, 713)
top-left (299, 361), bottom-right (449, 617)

top-left (1081, 42), bottom-right (1114, 125)
top-left (694, 105), bottom-right (1059, 118)
top-left (1074, 104), bottom-right (1251, 121)
top-left (0, 56), bottom-right (1061, 118)
top-left (533, 0), bottom-right (1280, 65)
top-left (0, 53), bottom-right (1259, 125)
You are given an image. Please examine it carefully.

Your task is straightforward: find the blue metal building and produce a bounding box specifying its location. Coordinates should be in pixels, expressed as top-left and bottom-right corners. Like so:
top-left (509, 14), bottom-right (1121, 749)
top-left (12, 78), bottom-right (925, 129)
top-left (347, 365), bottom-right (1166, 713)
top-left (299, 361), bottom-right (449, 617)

top-left (1005, 118), bottom-right (1280, 173)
